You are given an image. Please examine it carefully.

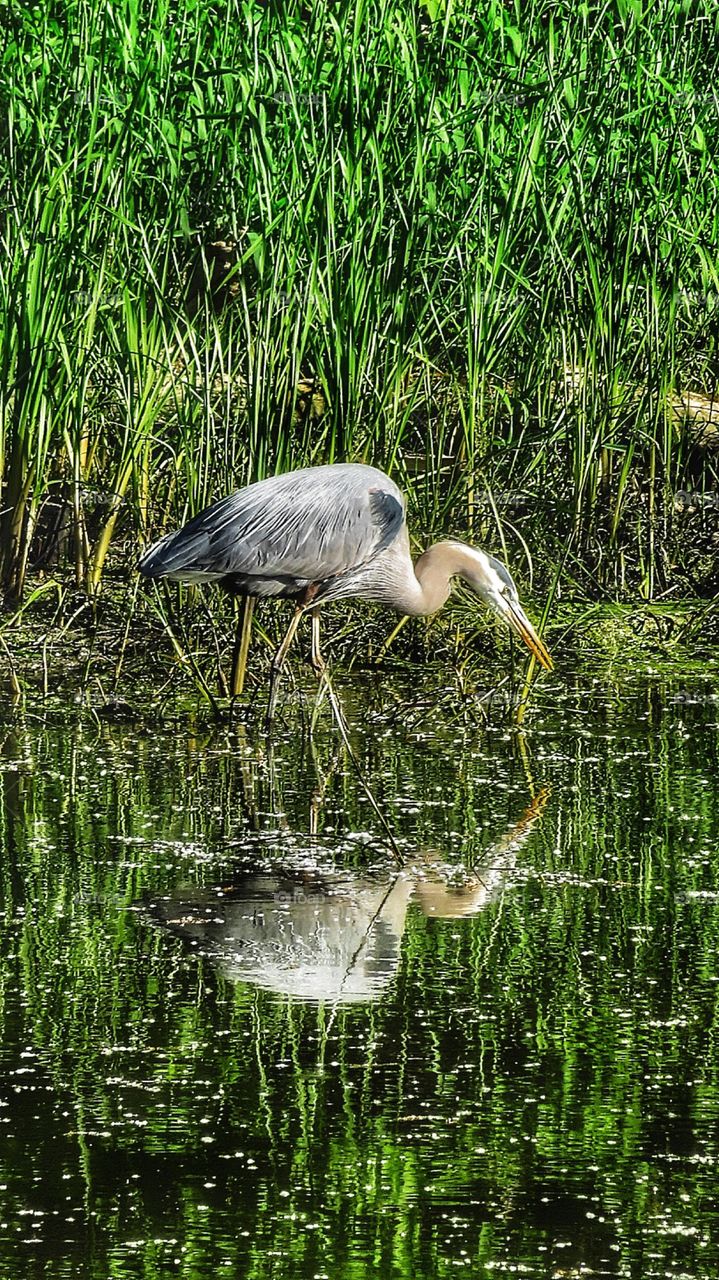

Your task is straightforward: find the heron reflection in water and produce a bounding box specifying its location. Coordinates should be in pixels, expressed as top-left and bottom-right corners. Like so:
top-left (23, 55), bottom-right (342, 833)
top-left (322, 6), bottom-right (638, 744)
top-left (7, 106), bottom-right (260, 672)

top-left (139, 463), bottom-right (553, 717)
top-left (146, 788), bottom-right (549, 1005)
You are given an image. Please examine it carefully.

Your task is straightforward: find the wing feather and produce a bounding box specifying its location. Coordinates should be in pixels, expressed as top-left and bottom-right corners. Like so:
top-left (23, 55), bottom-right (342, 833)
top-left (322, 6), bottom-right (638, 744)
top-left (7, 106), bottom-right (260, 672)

top-left (139, 464), bottom-right (406, 591)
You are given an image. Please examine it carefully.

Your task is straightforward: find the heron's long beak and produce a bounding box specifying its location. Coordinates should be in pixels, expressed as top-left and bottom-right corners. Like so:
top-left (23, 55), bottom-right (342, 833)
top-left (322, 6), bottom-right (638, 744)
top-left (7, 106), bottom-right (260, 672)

top-left (500, 598), bottom-right (554, 671)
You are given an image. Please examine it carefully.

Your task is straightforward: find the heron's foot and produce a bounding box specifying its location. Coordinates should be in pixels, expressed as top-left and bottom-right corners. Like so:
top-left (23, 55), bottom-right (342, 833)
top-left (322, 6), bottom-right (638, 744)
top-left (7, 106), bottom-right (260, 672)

top-left (311, 652), bottom-right (327, 678)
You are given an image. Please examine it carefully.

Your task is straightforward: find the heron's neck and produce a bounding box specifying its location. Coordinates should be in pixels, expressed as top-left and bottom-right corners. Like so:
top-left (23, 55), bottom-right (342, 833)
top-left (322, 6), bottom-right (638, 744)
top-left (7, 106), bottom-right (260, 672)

top-left (402, 540), bottom-right (486, 617)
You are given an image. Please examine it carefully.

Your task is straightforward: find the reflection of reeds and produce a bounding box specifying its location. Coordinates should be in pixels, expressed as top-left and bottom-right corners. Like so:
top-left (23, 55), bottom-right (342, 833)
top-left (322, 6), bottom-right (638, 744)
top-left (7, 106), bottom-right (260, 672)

top-left (2, 686), bottom-right (719, 1273)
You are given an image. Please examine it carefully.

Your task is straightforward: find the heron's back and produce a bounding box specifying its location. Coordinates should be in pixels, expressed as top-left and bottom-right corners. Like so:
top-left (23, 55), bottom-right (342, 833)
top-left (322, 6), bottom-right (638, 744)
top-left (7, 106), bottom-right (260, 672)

top-left (138, 462), bottom-right (407, 599)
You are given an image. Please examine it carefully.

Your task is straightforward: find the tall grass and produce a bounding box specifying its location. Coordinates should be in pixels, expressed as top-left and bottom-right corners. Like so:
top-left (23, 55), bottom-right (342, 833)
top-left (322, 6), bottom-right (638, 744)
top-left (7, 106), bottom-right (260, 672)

top-left (1, 0), bottom-right (718, 628)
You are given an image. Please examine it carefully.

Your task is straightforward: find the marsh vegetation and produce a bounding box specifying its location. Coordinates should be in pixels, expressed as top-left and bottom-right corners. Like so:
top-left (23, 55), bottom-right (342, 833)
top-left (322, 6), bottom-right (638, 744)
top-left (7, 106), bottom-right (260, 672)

top-left (1, 0), bottom-right (718, 702)
top-left (2, 5), bottom-right (719, 1275)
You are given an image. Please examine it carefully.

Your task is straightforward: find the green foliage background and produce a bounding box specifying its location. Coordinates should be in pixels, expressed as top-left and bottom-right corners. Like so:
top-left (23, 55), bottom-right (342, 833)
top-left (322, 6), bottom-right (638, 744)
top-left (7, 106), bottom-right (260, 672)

top-left (1, 0), bottom-right (718, 620)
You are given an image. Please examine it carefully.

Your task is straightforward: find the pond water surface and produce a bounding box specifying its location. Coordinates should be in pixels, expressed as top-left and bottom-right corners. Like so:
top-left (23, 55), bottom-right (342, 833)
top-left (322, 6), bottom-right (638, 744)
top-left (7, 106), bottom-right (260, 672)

top-left (1, 668), bottom-right (719, 1279)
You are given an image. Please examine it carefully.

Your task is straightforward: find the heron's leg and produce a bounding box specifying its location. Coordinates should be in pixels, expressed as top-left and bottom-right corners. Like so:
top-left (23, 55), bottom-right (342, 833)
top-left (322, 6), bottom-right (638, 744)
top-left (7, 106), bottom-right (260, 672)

top-left (266, 606), bottom-right (303, 728)
top-left (230, 595), bottom-right (255, 698)
top-left (310, 609), bottom-right (326, 676)
top-left (273, 606), bottom-right (304, 671)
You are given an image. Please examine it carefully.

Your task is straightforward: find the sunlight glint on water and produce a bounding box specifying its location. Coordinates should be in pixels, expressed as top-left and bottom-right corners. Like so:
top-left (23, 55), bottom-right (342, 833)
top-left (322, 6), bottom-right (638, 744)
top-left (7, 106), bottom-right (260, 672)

top-left (1, 672), bottom-right (718, 1279)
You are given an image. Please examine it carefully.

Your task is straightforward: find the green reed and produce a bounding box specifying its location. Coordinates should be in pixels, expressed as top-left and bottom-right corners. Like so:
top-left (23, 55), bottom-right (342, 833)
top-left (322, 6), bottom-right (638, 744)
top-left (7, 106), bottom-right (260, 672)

top-left (1, 0), bottom-right (718, 651)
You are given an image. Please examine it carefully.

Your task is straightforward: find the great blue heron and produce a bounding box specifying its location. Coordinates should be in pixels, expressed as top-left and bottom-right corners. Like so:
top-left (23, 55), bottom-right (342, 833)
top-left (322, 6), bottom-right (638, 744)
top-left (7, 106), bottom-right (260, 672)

top-left (138, 462), bottom-right (553, 706)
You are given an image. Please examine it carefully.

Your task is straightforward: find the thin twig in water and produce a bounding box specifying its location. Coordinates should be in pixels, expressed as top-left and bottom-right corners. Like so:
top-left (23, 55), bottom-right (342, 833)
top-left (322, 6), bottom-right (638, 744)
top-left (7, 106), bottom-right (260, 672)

top-left (324, 872), bottom-right (406, 1037)
top-left (113, 575), bottom-right (141, 691)
top-left (0, 636), bottom-right (22, 700)
top-left (157, 583), bottom-right (222, 718)
top-left (319, 668), bottom-right (405, 866)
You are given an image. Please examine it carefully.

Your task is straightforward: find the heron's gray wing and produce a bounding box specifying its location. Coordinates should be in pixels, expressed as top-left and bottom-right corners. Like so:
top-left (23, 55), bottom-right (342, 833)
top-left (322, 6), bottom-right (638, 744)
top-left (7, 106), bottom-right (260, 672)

top-left (139, 463), bottom-right (406, 586)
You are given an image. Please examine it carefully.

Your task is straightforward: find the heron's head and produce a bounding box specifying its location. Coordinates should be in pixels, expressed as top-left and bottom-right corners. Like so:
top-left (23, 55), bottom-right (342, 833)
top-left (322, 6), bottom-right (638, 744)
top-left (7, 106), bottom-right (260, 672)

top-left (451, 544), bottom-right (553, 671)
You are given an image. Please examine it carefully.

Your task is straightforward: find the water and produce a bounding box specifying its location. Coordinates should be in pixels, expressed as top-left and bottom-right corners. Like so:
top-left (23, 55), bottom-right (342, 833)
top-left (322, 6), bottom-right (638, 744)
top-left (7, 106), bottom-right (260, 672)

top-left (1, 668), bottom-right (719, 1279)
